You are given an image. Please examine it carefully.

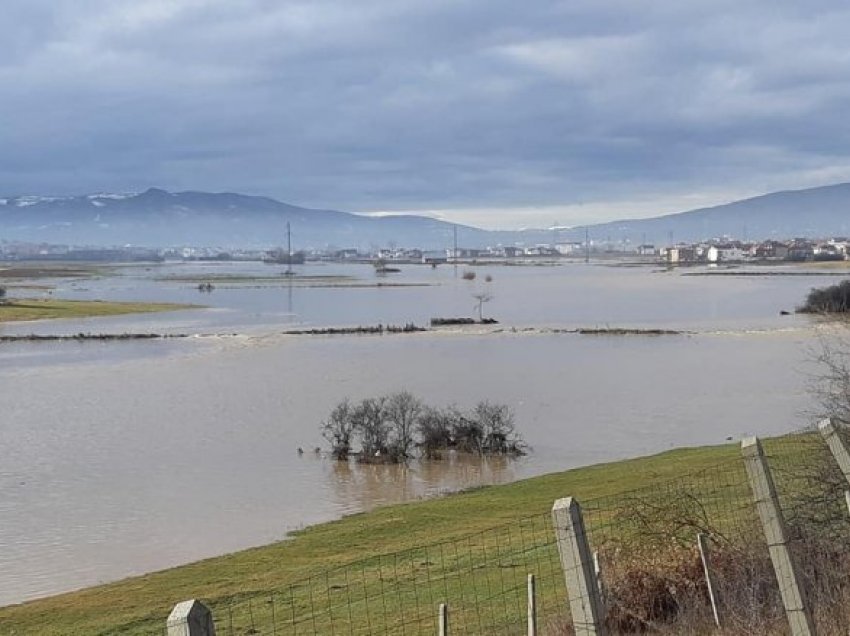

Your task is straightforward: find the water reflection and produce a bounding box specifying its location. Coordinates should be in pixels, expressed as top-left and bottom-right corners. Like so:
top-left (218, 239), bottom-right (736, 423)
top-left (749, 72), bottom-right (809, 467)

top-left (326, 452), bottom-right (519, 512)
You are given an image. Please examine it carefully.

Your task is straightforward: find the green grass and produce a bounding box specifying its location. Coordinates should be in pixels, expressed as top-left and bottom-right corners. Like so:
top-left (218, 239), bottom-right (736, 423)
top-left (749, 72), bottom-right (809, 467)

top-left (0, 299), bottom-right (196, 323)
top-left (0, 442), bottom-right (735, 633)
top-left (0, 264), bottom-right (107, 280)
top-left (0, 435), bottom-right (826, 635)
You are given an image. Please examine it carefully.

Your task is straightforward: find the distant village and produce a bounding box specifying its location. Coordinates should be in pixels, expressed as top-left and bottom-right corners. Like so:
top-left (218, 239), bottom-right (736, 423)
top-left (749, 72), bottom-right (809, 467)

top-left (1, 236), bottom-right (848, 264)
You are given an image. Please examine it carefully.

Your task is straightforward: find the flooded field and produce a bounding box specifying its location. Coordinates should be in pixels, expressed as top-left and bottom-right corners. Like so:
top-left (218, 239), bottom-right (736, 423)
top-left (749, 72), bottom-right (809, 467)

top-left (0, 260), bottom-right (840, 604)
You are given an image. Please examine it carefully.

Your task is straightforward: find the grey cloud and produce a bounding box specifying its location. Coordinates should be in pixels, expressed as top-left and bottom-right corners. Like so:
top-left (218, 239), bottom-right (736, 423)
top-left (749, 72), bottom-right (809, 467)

top-left (2, 0), bottom-right (850, 224)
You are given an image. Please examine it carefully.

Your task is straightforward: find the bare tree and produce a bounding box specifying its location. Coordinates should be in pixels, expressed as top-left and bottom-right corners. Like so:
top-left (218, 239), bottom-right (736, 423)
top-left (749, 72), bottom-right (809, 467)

top-left (385, 391), bottom-right (422, 460)
top-left (417, 406), bottom-right (455, 458)
top-left (810, 326), bottom-right (850, 425)
top-left (319, 394), bottom-right (526, 462)
top-left (473, 401), bottom-right (526, 455)
top-left (472, 292), bottom-right (493, 322)
top-left (321, 399), bottom-right (355, 460)
top-left (351, 396), bottom-right (389, 460)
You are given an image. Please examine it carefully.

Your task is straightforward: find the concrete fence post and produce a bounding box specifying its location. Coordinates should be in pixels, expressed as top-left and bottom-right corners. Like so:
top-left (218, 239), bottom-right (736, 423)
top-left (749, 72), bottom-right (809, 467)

top-left (551, 497), bottom-right (607, 635)
top-left (167, 600), bottom-right (216, 636)
top-left (818, 418), bottom-right (850, 487)
top-left (741, 437), bottom-right (816, 636)
top-left (527, 573), bottom-right (537, 636)
top-left (438, 602), bottom-right (448, 636)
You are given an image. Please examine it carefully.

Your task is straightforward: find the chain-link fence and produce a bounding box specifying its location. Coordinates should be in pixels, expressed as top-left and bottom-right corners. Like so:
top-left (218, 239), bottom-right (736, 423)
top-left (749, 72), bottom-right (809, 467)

top-left (200, 512), bottom-right (565, 635)
top-left (156, 425), bottom-right (850, 635)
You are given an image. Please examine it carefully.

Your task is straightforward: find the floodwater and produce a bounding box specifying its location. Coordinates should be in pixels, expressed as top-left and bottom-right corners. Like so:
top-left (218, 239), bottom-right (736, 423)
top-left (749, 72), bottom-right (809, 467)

top-left (0, 261), bottom-right (842, 605)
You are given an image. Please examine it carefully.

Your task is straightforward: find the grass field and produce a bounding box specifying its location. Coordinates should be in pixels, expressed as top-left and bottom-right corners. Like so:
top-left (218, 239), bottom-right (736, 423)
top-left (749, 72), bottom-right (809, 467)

top-left (1, 438), bottom-right (812, 635)
top-left (0, 264), bottom-right (107, 280)
top-left (0, 299), bottom-right (195, 323)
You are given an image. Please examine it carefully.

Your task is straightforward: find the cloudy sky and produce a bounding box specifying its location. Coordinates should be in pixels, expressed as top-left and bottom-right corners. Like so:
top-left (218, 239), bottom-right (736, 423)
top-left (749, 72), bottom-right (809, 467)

top-left (3, 1), bottom-right (850, 229)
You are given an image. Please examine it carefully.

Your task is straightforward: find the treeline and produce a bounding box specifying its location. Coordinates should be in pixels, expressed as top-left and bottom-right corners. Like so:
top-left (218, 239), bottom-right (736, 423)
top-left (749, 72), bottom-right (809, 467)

top-left (320, 391), bottom-right (526, 463)
top-left (799, 280), bottom-right (850, 313)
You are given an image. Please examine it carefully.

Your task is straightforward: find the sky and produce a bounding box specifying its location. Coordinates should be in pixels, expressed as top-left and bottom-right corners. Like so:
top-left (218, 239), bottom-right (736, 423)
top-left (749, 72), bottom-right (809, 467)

top-left (3, 1), bottom-right (850, 229)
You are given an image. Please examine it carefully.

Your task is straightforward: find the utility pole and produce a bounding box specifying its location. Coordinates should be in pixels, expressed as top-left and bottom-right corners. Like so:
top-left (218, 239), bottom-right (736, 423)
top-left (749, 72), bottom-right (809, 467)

top-left (585, 227), bottom-right (590, 263)
top-left (453, 225), bottom-right (458, 261)
top-left (285, 221), bottom-right (293, 276)
top-left (453, 225), bottom-right (459, 275)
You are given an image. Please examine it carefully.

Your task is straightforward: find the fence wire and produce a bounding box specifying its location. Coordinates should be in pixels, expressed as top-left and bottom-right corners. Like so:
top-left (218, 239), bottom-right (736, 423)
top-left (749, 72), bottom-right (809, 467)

top-left (205, 513), bottom-right (564, 635)
top-left (153, 427), bottom-right (850, 635)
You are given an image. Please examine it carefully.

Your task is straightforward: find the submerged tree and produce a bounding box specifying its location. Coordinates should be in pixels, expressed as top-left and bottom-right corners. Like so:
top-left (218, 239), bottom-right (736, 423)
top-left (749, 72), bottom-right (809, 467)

top-left (473, 401), bottom-right (526, 455)
top-left (351, 396), bottom-right (390, 460)
top-left (417, 406), bottom-right (456, 459)
top-left (385, 391), bottom-right (422, 460)
top-left (321, 399), bottom-right (356, 460)
top-left (319, 393), bottom-right (526, 462)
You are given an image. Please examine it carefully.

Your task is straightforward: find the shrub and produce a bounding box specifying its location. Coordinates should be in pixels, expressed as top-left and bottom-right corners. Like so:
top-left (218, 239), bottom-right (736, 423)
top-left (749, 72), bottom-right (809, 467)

top-left (417, 406), bottom-right (456, 458)
top-left (384, 391), bottom-right (422, 460)
top-left (350, 397), bottom-right (390, 460)
top-left (462, 270), bottom-right (476, 280)
top-left (450, 411), bottom-right (485, 454)
top-left (799, 280), bottom-right (850, 313)
top-left (319, 394), bottom-right (526, 462)
top-left (473, 401), bottom-right (526, 455)
top-left (320, 399), bottom-right (355, 460)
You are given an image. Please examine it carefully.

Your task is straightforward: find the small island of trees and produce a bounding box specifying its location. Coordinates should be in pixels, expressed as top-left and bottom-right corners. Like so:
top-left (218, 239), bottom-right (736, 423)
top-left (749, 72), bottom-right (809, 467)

top-left (799, 280), bottom-right (850, 313)
top-left (320, 391), bottom-right (527, 463)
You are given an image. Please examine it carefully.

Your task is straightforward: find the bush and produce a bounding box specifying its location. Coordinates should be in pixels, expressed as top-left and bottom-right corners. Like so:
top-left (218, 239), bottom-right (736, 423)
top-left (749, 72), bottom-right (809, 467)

top-left (474, 401), bottom-right (526, 455)
top-left (350, 397), bottom-right (390, 460)
top-left (799, 280), bottom-right (850, 313)
top-left (384, 391), bottom-right (422, 460)
top-left (417, 406), bottom-right (456, 458)
top-left (319, 393), bottom-right (526, 462)
top-left (320, 399), bottom-right (355, 460)
top-left (462, 270), bottom-right (476, 280)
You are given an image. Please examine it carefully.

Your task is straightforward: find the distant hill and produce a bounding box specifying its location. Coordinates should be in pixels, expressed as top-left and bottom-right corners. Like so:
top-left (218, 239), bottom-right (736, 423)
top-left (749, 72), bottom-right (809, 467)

top-left (0, 188), bottom-right (491, 250)
top-left (579, 182), bottom-right (850, 245)
top-left (2, 183), bottom-right (850, 249)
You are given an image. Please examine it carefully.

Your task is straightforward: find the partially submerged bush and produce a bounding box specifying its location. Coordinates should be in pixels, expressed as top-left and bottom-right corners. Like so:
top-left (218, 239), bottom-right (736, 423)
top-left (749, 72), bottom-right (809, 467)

top-left (350, 397), bottom-right (391, 459)
top-left (319, 393), bottom-right (526, 462)
top-left (474, 401), bottom-right (525, 454)
top-left (384, 391), bottom-right (422, 460)
top-left (417, 406), bottom-right (456, 459)
top-left (320, 399), bottom-right (355, 460)
top-left (799, 279), bottom-right (850, 313)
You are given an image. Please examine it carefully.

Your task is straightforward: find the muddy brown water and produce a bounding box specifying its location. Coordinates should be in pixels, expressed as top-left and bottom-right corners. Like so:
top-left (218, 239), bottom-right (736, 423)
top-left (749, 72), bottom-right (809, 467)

top-left (0, 261), bottom-right (836, 605)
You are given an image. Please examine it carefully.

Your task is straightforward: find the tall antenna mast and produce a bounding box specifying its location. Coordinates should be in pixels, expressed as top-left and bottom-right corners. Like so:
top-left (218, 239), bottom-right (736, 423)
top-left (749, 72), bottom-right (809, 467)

top-left (453, 225), bottom-right (458, 265)
top-left (585, 227), bottom-right (590, 263)
top-left (286, 221), bottom-right (293, 276)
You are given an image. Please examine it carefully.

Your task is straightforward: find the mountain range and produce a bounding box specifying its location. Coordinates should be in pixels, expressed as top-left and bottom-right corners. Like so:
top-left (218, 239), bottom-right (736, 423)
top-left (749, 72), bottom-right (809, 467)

top-left (2, 183), bottom-right (850, 250)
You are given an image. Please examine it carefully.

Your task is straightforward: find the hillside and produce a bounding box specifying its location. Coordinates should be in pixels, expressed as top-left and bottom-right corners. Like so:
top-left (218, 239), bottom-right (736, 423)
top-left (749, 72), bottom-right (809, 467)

top-left (584, 182), bottom-right (850, 244)
top-left (3, 183), bottom-right (850, 249)
top-left (0, 189), bottom-right (497, 250)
